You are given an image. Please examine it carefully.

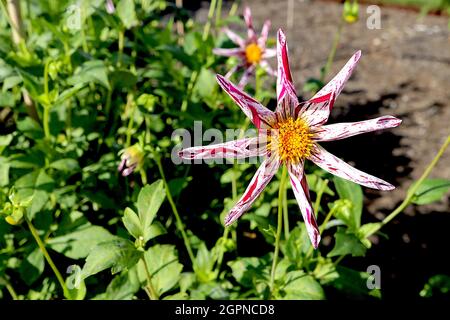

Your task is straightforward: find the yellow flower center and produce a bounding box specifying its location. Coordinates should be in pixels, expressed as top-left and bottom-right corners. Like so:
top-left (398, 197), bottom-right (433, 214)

top-left (271, 118), bottom-right (313, 163)
top-left (245, 43), bottom-right (262, 64)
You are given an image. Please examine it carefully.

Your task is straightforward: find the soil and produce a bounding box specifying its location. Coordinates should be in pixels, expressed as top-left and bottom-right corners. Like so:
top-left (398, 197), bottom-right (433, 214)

top-left (195, 0), bottom-right (450, 299)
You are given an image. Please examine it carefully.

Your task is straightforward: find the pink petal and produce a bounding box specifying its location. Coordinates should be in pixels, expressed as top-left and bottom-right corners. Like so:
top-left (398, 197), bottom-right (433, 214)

top-left (178, 137), bottom-right (265, 160)
top-left (216, 74), bottom-right (276, 129)
top-left (287, 162), bottom-right (321, 249)
top-left (244, 6), bottom-right (257, 42)
top-left (238, 65), bottom-right (255, 88)
top-left (299, 91), bottom-right (336, 127)
top-left (225, 155), bottom-right (280, 226)
top-left (313, 116), bottom-right (402, 142)
top-left (213, 47), bottom-right (244, 57)
top-left (312, 50), bottom-right (362, 100)
top-left (260, 60), bottom-right (276, 76)
top-left (225, 64), bottom-right (241, 79)
top-left (224, 28), bottom-right (246, 48)
top-left (258, 19), bottom-right (271, 48)
top-left (276, 29), bottom-right (298, 117)
top-left (308, 144), bottom-right (395, 190)
top-left (262, 48), bottom-right (276, 59)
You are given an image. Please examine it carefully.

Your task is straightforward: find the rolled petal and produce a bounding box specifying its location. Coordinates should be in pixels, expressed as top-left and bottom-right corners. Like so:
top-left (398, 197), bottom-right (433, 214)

top-left (216, 74), bottom-right (276, 129)
top-left (225, 155), bottom-right (280, 226)
top-left (178, 137), bottom-right (265, 160)
top-left (313, 116), bottom-right (402, 142)
top-left (244, 6), bottom-right (257, 41)
top-left (288, 162), bottom-right (321, 248)
top-left (299, 91), bottom-right (336, 127)
top-left (258, 19), bottom-right (271, 48)
top-left (308, 144), bottom-right (395, 190)
top-left (224, 28), bottom-right (246, 48)
top-left (262, 48), bottom-right (276, 59)
top-left (260, 60), bottom-right (276, 76)
top-left (312, 50), bottom-right (362, 100)
top-left (238, 65), bottom-right (255, 88)
top-left (213, 47), bottom-right (244, 57)
top-left (276, 29), bottom-right (298, 117)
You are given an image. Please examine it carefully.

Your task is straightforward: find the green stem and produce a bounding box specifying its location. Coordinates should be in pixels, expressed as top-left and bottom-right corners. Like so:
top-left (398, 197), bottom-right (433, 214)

top-left (368, 135), bottom-right (450, 236)
top-left (5, 280), bottom-right (18, 300)
top-left (313, 179), bottom-right (329, 216)
top-left (25, 218), bottom-right (68, 297)
top-left (43, 60), bottom-right (51, 140)
top-left (270, 165), bottom-right (288, 293)
top-left (202, 0), bottom-right (217, 41)
top-left (141, 256), bottom-right (158, 300)
top-left (215, 0), bottom-right (222, 28)
top-left (153, 151), bottom-right (196, 268)
top-left (282, 184), bottom-right (289, 240)
top-left (319, 20), bottom-right (344, 85)
top-left (125, 94), bottom-right (135, 147)
top-left (181, 70), bottom-right (199, 112)
top-left (117, 28), bottom-right (124, 68)
top-left (228, 1), bottom-right (238, 17)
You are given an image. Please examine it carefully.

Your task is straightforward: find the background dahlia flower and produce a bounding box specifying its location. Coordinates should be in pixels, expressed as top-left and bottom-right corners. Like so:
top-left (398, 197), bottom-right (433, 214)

top-left (180, 29), bottom-right (401, 249)
top-left (213, 6), bottom-right (276, 88)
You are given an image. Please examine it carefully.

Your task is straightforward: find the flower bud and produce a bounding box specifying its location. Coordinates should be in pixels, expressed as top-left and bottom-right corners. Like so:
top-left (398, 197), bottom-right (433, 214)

top-left (118, 144), bottom-right (144, 177)
top-left (343, 0), bottom-right (359, 24)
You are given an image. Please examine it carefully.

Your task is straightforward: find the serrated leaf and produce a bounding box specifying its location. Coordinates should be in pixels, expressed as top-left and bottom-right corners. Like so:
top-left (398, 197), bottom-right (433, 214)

top-left (48, 225), bottom-right (116, 259)
top-left (122, 208), bottom-right (143, 240)
top-left (282, 271), bottom-right (325, 300)
top-left (138, 244), bottom-right (183, 296)
top-left (137, 181), bottom-right (165, 240)
top-left (409, 179), bottom-right (450, 205)
top-left (81, 238), bottom-right (142, 279)
top-left (328, 228), bottom-right (367, 258)
top-left (333, 176), bottom-right (363, 229)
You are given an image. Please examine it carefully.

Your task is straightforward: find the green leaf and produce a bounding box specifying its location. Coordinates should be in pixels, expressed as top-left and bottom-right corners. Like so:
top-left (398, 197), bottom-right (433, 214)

top-left (282, 271), bottom-right (325, 300)
top-left (138, 244), bottom-right (183, 296)
top-left (193, 68), bottom-right (216, 99)
top-left (331, 266), bottom-right (378, 298)
top-left (333, 176), bottom-right (363, 229)
top-left (420, 274), bottom-right (450, 298)
top-left (137, 181), bottom-right (165, 241)
top-left (228, 257), bottom-right (267, 288)
top-left (328, 228), bottom-right (367, 258)
top-left (68, 60), bottom-right (110, 90)
top-left (81, 238), bottom-right (142, 279)
top-left (19, 248), bottom-right (44, 285)
top-left (122, 208), bottom-right (143, 240)
top-left (94, 268), bottom-right (140, 300)
top-left (117, 0), bottom-right (138, 29)
top-left (48, 225), bottom-right (116, 259)
top-left (49, 159), bottom-right (80, 172)
top-left (409, 179), bottom-right (450, 205)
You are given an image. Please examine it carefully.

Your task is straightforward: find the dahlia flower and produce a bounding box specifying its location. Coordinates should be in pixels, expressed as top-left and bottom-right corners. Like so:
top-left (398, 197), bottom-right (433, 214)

top-left (180, 29), bottom-right (401, 248)
top-left (213, 6), bottom-right (276, 88)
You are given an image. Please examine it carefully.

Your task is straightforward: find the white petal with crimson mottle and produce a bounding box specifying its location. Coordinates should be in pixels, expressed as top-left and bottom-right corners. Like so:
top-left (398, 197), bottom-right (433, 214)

top-left (309, 144), bottom-right (395, 190)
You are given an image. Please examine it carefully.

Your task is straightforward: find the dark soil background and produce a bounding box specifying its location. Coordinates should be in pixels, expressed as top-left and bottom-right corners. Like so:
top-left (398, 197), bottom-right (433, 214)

top-left (194, 0), bottom-right (450, 299)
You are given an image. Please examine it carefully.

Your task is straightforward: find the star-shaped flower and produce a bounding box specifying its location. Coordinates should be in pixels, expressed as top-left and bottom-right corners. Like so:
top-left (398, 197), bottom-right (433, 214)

top-left (180, 29), bottom-right (401, 248)
top-left (213, 6), bottom-right (276, 88)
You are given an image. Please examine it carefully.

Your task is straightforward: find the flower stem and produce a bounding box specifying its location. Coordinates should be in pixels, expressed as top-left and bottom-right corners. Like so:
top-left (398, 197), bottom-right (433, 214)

top-left (368, 135), bottom-right (450, 236)
top-left (140, 256), bottom-right (158, 300)
top-left (313, 179), bottom-right (329, 215)
top-left (215, 0), bottom-right (222, 28)
top-left (319, 20), bottom-right (343, 86)
top-left (202, 0), bottom-right (217, 41)
top-left (4, 279), bottom-right (18, 300)
top-left (42, 60), bottom-right (51, 141)
top-left (270, 165), bottom-right (288, 293)
top-left (282, 184), bottom-right (289, 240)
top-left (117, 28), bottom-right (124, 68)
top-left (25, 218), bottom-right (68, 297)
top-left (153, 151), bottom-right (196, 269)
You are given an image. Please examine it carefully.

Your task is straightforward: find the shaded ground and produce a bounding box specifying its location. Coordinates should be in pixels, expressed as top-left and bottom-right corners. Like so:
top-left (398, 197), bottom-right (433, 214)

top-left (196, 0), bottom-right (450, 299)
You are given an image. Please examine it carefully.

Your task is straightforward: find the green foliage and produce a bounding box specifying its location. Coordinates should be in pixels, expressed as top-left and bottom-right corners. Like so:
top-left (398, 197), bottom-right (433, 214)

top-left (0, 0), bottom-right (445, 301)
